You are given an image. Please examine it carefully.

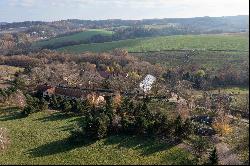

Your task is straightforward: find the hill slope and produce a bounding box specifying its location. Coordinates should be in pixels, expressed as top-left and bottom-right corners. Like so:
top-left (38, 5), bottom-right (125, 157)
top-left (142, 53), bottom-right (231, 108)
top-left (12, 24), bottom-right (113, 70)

top-left (32, 29), bottom-right (113, 48)
top-left (58, 34), bottom-right (249, 53)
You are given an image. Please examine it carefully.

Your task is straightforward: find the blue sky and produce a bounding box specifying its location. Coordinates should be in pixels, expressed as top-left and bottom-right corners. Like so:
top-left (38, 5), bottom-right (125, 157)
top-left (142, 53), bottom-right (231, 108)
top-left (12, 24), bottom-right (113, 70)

top-left (0, 0), bottom-right (249, 22)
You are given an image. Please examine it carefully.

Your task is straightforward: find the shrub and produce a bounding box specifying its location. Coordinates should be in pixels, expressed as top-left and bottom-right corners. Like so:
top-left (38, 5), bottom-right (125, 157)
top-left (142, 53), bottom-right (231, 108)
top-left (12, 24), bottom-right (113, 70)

top-left (188, 135), bottom-right (211, 163)
top-left (61, 100), bottom-right (72, 113)
top-left (21, 95), bottom-right (48, 116)
top-left (21, 105), bottom-right (34, 116)
top-left (173, 116), bottom-right (187, 141)
top-left (212, 116), bottom-right (232, 136)
top-left (79, 112), bottom-right (111, 140)
top-left (121, 115), bottom-right (137, 134)
top-left (208, 147), bottom-right (219, 165)
top-left (95, 113), bottom-right (110, 139)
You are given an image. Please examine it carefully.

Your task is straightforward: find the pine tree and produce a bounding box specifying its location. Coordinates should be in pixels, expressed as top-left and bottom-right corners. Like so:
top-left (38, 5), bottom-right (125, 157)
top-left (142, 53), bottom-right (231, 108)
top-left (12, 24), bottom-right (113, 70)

top-left (208, 147), bottom-right (218, 165)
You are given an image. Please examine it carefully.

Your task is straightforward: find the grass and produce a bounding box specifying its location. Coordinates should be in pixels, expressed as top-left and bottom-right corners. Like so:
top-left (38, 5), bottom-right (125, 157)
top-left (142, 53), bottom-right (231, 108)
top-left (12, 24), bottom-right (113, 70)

top-left (133, 51), bottom-right (249, 69)
top-left (0, 106), bottom-right (196, 165)
top-left (193, 87), bottom-right (249, 98)
top-left (32, 29), bottom-right (113, 48)
top-left (57, 34), bottom-right (249, 53)
top-left (209, 87), bottom-right (249, 95)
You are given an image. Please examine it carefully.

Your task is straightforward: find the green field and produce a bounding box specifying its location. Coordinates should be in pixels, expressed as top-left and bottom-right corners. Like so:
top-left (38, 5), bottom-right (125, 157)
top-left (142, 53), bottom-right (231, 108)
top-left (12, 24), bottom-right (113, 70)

top-left (58, 34), bottom-right (249, 53)
top-left (133, 50), bottom-right (249, 69)
top-left (33, 29), bottom-right (113, 48)
top-left (0, 107), bottom-right (196, 165)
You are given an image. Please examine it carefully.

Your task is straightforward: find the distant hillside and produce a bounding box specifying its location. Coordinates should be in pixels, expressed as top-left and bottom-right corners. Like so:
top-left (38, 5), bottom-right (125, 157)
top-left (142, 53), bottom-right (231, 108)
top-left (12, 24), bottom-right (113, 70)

top-left (32, 29), bottom-right (113, 49)
top-left (58, 34), bottom-right (249, 53)
top-left (1, 15), bottom-right (248, 37)
top-left (0, 22), bottom-right (7, 25)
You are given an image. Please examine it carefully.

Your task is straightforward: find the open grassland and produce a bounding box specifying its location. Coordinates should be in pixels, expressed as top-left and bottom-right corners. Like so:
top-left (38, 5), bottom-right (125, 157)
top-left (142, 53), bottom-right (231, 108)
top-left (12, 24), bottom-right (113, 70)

top-left (208, 87), bottom-right (249, 95)
top-left (58, 34), bottom-right (249, 53)
top-left (193, 87), bottom-right (249, 98)
top-left (33, 29), bottom-right (113, 48)
top-left (0, 106), bottom-right (196, 165)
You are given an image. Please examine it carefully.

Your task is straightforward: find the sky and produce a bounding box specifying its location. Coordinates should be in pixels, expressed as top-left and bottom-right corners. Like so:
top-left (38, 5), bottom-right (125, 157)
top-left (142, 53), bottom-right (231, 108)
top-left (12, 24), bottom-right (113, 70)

top-left (0, 0), bottom-right (249, 22)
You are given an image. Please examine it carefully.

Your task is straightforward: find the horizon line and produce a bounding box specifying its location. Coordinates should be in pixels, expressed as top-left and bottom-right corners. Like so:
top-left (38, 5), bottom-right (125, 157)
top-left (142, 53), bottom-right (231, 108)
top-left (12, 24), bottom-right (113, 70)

top-left (2, 14), bottom-right (249, 24)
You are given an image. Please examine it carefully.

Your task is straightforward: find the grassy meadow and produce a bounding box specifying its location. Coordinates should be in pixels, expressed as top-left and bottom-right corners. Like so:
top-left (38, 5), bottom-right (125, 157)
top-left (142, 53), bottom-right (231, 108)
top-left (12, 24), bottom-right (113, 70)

top-left (0, 106), bottom-right (196, 165)
top-left (57, 34), bottom-right (249, 53)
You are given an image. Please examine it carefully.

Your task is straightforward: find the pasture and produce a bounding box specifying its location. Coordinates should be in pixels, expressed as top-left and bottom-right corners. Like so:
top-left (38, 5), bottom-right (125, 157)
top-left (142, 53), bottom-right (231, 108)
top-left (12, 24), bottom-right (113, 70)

top-left (132, 50), bottom-right (249, 69)
top-left (57, 34), bottom-right (249, 53)
top-left (0, 107), bottom-right (196, 165)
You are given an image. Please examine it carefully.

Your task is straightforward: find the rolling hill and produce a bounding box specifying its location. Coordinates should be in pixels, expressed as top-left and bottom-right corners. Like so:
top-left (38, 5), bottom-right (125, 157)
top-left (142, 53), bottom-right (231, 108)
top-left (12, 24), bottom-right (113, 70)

top-left (57, 34), bottom-right (249, 53)
top-left (32, 29), bottom-right (113, 49)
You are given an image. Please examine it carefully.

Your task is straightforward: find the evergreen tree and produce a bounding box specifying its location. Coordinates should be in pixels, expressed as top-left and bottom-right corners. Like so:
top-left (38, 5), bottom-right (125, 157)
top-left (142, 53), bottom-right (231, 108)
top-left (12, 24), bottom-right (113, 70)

top-left (173, 116), bottom-right (184, 139)
top-left (208, 147), bottom-right (218, 165)
top-left (50, 94), bottom-right (58, 109)
top-left (62, 100), bottom-right (72, 113)
top-left (39, 98), bottom-right (48, 111)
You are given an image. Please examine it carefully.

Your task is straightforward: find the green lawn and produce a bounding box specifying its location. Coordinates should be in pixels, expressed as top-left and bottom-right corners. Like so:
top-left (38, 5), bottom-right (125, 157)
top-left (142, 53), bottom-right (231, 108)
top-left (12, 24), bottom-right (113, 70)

top-left (0, 106), bottom-right (196, 165)
top-left (33, 29), bottom-right (113, 48)
top-left (58, 34), bottom-right (249, 53)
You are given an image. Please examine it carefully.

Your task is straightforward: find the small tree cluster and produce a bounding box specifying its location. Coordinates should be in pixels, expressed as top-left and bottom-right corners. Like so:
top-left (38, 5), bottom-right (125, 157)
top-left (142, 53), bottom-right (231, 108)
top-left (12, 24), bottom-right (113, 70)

top-left (0, 86), bottom-right (17, 103)
top-left (44, 94), bottom-right (92, 114)
top-left (21, 94), bottom-right (48, 116)
top-left (70, 97), bottom-right (194, 142)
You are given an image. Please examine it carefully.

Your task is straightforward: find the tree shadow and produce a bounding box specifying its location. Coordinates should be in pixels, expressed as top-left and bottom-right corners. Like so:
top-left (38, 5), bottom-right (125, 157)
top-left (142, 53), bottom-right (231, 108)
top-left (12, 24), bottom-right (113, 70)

top-left (26, 137), bottom-right (95, 157)
top-left (56, 124), bottom-right (75, 132)
top-left (35, 112), bottom-right (77, 122)
top-left (104, 135), bottom-right (177, 156)
top-left (56, 117), bottom-right (85, 132)
top-left (0, 106), bottom-right (24, 121)
top-left (160, 148), bottom-right (197, 165)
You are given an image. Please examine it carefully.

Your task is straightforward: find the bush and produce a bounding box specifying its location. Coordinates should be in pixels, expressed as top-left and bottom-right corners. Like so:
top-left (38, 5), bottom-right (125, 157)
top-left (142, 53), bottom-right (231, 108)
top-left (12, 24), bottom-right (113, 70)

top-left (212, 116), bottom-right (232, 136)
top-left (21, 105), bottom-right (34, 116)
top-left (77, 112), bottom-right (111, 140)
top-left (21, 95), bottom-right (48, 116)
top-left (61, 100), bottom-right (72, 113)
top-left (188, 135), bottom-right (212, 164)
top-left (121, 115), bottom-right (137, 134)
top-left (208, 147), bottom-right (218, 165)
top-left (172, 116), bottom-right (193, 141)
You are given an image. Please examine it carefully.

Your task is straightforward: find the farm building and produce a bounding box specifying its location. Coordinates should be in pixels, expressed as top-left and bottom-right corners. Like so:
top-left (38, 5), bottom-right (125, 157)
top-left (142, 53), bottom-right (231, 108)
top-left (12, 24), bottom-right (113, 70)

top-left (36, 84), bottom-right (106, 105)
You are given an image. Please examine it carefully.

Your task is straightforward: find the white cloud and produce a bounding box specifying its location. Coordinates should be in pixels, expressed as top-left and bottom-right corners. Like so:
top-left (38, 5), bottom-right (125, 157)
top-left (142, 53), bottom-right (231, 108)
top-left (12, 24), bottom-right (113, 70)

top-left (8, 0), bottom-right (35, 7)
top-left (4, 0), bottom-right (249, 21)
top-left (6, 0), bottom-right (249, 10)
